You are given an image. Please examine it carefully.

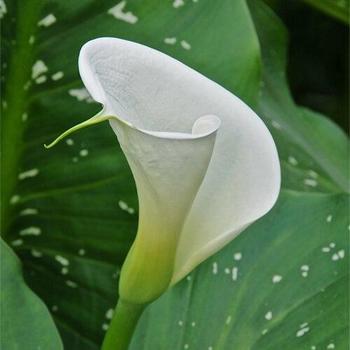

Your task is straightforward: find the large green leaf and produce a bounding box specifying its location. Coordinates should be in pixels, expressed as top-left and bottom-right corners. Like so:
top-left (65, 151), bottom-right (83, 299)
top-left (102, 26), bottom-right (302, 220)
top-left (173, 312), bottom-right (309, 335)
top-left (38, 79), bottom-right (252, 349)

top-left (1, 0), bottom-right (260, 348)
top-left (130, 191), bottom-right (348, 349)
top-left (128, 4), bottom-right (349, 348)
top-left (0, 239), bottom-right (63, 350)
top-left (1, 0), bottom-right (348, 349)
top-left (249, 0), bottom-right (349, 194)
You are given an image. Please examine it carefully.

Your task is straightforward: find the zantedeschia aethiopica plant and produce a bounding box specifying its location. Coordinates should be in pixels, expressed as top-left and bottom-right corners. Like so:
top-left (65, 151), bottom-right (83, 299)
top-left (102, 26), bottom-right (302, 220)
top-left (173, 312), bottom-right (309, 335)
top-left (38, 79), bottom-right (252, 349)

top-left (46, 37), bottom-right (281, 350)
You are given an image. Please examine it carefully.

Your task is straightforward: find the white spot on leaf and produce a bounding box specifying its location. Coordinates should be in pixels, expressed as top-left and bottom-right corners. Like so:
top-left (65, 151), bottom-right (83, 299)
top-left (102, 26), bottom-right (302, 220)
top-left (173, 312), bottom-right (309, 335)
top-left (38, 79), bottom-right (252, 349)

top-left (35, 75), bottom-right (47, 84)
top-left (31, 249), bottom-right (43, 258)
top-left (272, 275), bottom-right (282, 283)
top-left (65, 280), bottom-right (78, 288)
top-left (38, 14), bottom-right (56, 27)
top-left (69, 88), bottom-right (94, 103)
top-left (79, 149), bottom-right (89, 157)
top-left (308, 170), bottom-right (318, 179)
top-left (78, 248), bottom-right (86, 256)
top-left (66, 138), bottom-right (74, 146)
top-left (0, 0), bottom-right (7, 19)
top-left (296, 325), bottom-right (310, 337)
top-left (61, 267), bottom-right (69, 275)
top-left (173, 0), bottom-right (185, 8)
top-left (180, 40), bottom-right (191, 50)
top-left (265, 311), bottom-right (272, 320)
top-left (11, 239), bottom-right (23, 247)
top-left (108, 1), bottom-right (138, 24)
top-left (300, 265), bottom-right (309, 278)
top-left (304, 178), bottom-right (317, 187)
top-left (118, 200), bottom-right (135, 214)
top-left (20, 208), bottom-right (38, 216)
top-left (338, 249), bottom-right (345, 259)
top-left (32, 60), bottom-right (48, 79)
top-left (231, 267), bottom-right (238, 281)
top-left (55, 255), bottom-right (69, 266)
top-left (10, 194), bottom-right (20, 205)
top-left (164, 37), bottom-right (177, 45)
top-left (105, 308), bottom-right (114, 320)
top-left (332, 250), bottom-right (345, 261)
top-left (233, 252), bottom-right (242, 261)
top-left (19, 227), bottom-right (41, 236)
top-left (51, 71), bottom-right (64, 81)
top-left (288, 156), bottom-right (298, 166)
top-left (18, 168), bottom-right (39, 180)
top-left (271, 120), bottom-right (282, 129)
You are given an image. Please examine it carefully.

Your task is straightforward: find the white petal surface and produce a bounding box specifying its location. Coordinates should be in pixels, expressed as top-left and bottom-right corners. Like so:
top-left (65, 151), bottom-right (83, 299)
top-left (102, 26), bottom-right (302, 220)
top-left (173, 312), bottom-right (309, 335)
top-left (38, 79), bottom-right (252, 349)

top-left (110, 115), bottom-right (220, 302)
top-left (78, 38), bottom-right (280, 285)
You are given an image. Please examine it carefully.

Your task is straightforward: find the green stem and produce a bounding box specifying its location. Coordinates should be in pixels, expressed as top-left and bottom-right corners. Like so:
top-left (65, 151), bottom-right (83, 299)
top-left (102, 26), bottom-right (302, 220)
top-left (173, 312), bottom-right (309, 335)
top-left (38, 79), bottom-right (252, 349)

top-left (101, 299), bottom-right (145, 350)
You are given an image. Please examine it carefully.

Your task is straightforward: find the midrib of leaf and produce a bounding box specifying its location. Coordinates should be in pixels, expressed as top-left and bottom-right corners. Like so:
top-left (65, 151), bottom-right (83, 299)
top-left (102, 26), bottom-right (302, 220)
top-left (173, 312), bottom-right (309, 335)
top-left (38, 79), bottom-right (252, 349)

top-left (1, 0), bottom-right (43, 234)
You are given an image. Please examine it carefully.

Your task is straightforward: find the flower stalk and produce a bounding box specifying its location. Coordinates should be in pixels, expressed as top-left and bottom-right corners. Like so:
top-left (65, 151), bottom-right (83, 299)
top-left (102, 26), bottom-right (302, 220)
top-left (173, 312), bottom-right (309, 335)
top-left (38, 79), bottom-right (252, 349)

top-left (101, 300), bottom-right (145, 350)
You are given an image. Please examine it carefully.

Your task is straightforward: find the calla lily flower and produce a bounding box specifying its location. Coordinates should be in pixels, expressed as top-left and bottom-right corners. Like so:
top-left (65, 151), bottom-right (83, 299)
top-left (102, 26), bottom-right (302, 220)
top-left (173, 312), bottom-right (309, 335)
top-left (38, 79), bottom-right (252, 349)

top-left (47, 38), bottom-right (280, 305)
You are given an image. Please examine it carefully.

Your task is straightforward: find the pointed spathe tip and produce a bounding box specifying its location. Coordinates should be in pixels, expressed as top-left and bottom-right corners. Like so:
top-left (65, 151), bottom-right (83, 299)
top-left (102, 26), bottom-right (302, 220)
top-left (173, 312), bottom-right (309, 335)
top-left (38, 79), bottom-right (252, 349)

top-left (43, 113), bottom-right (111, 150)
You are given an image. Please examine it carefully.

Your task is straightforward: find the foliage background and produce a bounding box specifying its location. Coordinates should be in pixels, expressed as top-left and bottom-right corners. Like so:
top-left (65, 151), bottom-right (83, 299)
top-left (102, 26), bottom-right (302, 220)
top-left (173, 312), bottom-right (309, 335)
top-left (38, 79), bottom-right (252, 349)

top-left (272, 0), bottom-right (349, 133)
top-left (1, 0), bottom-right (349, 350)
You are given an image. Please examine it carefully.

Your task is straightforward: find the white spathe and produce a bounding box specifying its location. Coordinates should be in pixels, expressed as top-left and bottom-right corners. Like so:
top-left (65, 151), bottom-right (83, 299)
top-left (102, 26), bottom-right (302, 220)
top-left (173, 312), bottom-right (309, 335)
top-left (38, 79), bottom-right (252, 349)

top-left (78, 38), bottom-right (280, 289)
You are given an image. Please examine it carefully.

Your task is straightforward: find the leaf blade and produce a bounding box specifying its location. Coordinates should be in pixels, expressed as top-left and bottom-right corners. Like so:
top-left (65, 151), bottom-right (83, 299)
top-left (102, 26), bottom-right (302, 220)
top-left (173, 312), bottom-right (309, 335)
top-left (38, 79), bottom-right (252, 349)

top-left (1, 239), bottom-right (63, 350)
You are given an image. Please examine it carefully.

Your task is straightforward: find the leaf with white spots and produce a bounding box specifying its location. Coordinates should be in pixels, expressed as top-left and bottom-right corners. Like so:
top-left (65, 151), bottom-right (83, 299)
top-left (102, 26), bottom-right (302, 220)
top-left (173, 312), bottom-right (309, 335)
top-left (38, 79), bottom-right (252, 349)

top-left (1, 0), bottom-right (348, 349)
top-left (250, 1), bottom-right (348, 194)
top-left (129, 192), bottom-right (348, 350)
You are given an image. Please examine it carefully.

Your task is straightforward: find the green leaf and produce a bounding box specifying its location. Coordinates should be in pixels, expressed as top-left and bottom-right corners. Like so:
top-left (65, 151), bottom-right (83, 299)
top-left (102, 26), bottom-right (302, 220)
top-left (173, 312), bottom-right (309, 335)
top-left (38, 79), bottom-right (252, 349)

top-left (0, 239), bottom-right (63, 350)
top-left (303, 0), bottom-right (349, 25)
top-left (1, 0), bottom-right (348, 349)
top-left (1, 0), bottom-right (261, 348)
top-left (130, 191), bottom-right (348, 349)
top-left (249, 0), bottom-right (349, 194)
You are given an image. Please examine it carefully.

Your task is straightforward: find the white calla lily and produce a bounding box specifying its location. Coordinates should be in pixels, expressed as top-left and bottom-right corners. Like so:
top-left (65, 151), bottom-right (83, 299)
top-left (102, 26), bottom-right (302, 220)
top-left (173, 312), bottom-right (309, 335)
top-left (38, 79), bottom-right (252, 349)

top-left (47, 38), bottom-right (280, 304)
